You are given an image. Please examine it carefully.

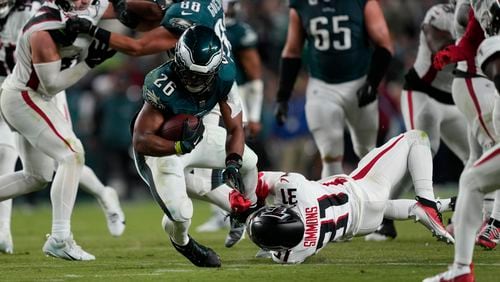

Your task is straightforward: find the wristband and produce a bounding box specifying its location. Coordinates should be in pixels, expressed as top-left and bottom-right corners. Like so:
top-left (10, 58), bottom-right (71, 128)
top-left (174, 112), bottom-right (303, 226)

top-left (174, 141), bottom-right (183, 154)
top-left (366, 46), bottom-right (392, 88)
top-left (276, 57), bottom-right (301, 102)
top-left (225, 153), bottom-right (242, 168)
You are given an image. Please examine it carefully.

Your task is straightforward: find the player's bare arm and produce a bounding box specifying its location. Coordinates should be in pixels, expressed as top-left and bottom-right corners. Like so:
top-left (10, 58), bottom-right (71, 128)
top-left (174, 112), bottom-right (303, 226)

top-left (30, 31), bottom-right (60, 64)
top-left (220, 100), bottom-right (245, 157)
top-left (422, 24), bottom-right (455, 54)
top-left (274, 8), bottom-right (305, 125)
top-left (109, 26), bottom-right (178, 56)
top-left (133, 103), bottom-right (177, 156)
top-left (364, 0), bottom-right (393, 53)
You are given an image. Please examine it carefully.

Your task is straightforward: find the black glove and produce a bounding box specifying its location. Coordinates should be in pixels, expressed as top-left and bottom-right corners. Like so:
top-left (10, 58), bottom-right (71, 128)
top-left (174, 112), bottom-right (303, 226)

top-left (85, 40), bottom-right (117, 68)
top-left (356, 81), bottom-right (377, 107)
top-left (174, 118), bottom-right (204, 154)
top-left (66, 16), bottom-right (96, 35)
top-left (230, 202), bottom-right (264, 224)
top-left (110, 0), bottom-right (139, 29)
top-left (223, 153), bottom-right (244, 193)
top-left (274, 100), bottom-right (288, 126)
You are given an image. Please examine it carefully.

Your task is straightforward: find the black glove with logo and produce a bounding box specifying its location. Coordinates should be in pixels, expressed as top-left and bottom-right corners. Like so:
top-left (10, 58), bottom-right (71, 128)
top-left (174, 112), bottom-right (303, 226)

top-left (174, 118), bottom-right (204, 154)
top-left (85, 40), bottom-right (117, 68)
top-left (274, 100), bottom-right (289, 126)
top-left (65, 16), bottom-right (111, 45)
top-left (356, 81), bottom-right (377, 107)
top-left (222, 153), bottom-right (244, 194)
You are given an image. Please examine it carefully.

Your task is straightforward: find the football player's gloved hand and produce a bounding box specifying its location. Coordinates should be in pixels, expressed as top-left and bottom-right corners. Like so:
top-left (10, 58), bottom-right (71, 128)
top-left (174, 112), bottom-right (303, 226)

top-left (356, 81), bottom-right (377, 107)
top-left (174, 118), bottom-right (205, 154)
top-left (66, 16), bottom-right (97, 35)
top-left (274, 101), bottom-right (288, 126)
top-left (85, 40), bottom-right (117, 68)
top-left (223, 153), bottom-right (244, 193)
top-left (229, 190), bottom-right (252, 214)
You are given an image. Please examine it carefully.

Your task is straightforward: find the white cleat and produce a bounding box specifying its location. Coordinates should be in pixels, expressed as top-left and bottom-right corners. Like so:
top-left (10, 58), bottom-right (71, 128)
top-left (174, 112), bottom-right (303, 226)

top-left (255, 249), bottom-right (272, 259)
top-left (98, 187), bottom-right (126, 237)
top-left (42, 234), bottom-right (95, 261)
top-left (196, 214), bottom-right (228, 233)
top-left (0, 229), bottom-right (13, 254)
top-left (411, 203), bottom-right (455, 244)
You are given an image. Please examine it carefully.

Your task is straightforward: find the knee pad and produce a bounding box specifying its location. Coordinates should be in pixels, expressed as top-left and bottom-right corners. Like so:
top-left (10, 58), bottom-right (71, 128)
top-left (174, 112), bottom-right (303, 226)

top-left (167, 196), bottom-right (193, 222)
top-left (404, 130), bottom-right (430, 147)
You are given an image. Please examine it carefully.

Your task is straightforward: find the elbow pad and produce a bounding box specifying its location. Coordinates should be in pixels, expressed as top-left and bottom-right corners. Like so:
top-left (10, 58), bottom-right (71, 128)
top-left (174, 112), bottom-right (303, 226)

top-left (239, 79), bottom-right (263, 122)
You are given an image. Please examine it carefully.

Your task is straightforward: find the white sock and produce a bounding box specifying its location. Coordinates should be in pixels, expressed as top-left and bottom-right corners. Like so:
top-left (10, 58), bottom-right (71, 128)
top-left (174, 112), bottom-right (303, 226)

top-left (162, 215), bottom-right (190, 246)
top-left (437, 198), bottom-right (452, 212)
top-left (408, 141), bottom-right (435, 202)
top-left (52, 220), bottom-right (71, 240)
top-left (384, 199), bottom-right (415, 220)
top-left (490, 190), bottom-right (500, 220)
top-left (79, 165), bottom-right (106, 198)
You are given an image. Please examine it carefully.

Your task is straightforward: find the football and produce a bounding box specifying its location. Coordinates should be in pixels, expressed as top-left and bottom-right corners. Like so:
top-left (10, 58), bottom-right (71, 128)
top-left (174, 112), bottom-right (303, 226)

top-left (158, 114), bottom-right (199, 141)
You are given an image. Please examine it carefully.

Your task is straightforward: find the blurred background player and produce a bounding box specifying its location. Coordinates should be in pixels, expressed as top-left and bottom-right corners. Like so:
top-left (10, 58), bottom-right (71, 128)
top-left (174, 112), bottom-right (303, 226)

top-left (132, 25), bottom-right (259, 267)
top-left (196, 0), bottom-right (264, 243)
top-left (367, 0), bottom-right (468, 242)
top-left (432, 0), bottom-right (500, 249)
top-left (273, 0), bottom-right (393, 179)
top-left (0, 0), bottom-right (126, 255)
top-left (0, 0), bottom-right (119, 260)
top-left (425, 1), bottom-right (500, 280)
top-left (243, 130), bottom-right (453, 264)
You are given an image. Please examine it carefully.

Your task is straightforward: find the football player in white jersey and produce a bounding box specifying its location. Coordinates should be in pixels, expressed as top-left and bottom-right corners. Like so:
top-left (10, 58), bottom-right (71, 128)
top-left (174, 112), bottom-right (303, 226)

top-left (424, 1), bottom-right (500, 281)
top-left (368, 0), bottom-right (469, 242)
top-left (238, 130), bottom-right (454, 264)
top-left (0, 0), bottom-right (126, 255)
top-left (0, 0), bottom-right (123, 260)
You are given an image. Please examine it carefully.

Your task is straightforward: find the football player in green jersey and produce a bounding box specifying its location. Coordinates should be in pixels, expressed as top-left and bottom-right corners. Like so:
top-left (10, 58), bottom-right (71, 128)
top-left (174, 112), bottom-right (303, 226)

top-left (195, 0), bottom-right (264, 248)
top-left (135, 26), bottom-right (259, 268)
top-left (274, 0), bottom-right (394, 179)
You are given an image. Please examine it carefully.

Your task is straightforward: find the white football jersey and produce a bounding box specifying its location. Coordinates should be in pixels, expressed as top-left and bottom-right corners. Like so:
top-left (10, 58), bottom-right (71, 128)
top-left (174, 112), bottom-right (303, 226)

top-left (413, 3), bottom-right (456, 93)
top-left (2, 0), bottom-right (109, 96)
top-left (0, 0), bottom-right (41, 84)
top-left (257, 172), bottom-right (356, 264)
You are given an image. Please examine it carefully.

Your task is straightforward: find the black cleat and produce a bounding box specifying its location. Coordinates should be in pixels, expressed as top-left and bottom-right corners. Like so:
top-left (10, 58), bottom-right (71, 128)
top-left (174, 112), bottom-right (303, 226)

top-left (171, 236), bottom-right (221, 267)
top-left (364, 219), bottom-right (397, 241)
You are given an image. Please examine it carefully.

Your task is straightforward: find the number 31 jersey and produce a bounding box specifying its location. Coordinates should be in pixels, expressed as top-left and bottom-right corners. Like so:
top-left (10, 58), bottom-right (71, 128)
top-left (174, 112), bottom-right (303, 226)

top-left (258, 172), bottom-right (357, 264)
top-left (290, 0), bottom-right (371, 83)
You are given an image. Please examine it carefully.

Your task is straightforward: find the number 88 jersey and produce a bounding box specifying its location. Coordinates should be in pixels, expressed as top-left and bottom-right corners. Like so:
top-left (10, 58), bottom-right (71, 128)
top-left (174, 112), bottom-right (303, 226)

top-left (260, 172), bottom-right (355, 264)
top-left (290, 0), bottom-right (371, 84)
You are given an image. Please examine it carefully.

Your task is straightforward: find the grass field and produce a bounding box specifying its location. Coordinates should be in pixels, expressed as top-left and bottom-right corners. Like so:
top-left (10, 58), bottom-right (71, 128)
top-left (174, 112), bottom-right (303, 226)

top-left (1, 198), bottom-right (499, 282)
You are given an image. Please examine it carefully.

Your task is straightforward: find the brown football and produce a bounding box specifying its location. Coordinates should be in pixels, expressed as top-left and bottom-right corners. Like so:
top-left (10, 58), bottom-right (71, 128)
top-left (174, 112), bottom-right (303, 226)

top-left (158, 114), bottom-right (199, 141)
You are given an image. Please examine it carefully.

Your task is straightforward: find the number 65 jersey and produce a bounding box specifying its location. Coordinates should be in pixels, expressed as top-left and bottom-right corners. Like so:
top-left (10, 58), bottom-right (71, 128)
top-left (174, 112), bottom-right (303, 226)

top-left (257, 171), bottom-right (359, 264)
top-left (290, 0), bottom-right (371, 84)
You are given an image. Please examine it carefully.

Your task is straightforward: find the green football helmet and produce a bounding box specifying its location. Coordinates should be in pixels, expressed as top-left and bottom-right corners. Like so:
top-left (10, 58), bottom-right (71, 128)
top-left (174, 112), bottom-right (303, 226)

top-left (174, 25), bottom-right (223, 95)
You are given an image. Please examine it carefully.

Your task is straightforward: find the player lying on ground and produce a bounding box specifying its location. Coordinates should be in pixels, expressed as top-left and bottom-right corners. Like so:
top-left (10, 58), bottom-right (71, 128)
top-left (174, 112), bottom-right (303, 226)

top-left (228, 130), bottom-right (454, 264)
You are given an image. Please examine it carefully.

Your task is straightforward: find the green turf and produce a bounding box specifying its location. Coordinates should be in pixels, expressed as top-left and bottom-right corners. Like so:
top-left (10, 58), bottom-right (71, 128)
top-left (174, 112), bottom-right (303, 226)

top-left (1, 199), bottom-right (499, 281)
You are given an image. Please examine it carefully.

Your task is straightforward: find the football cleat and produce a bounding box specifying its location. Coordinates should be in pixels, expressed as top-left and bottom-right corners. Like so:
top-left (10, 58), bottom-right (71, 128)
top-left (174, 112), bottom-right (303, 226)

top-left (422, 263), bottom-right (475, 282)
top-left (255, 249), bottom-right (272, 259)
top-left (171, 236), bottom-right (221, 267)
top-left (411, 202), bottom-right (454, 244)
top-left (42, 234), bottom-right (95, 261)
top-left (0, 229), bottom-right (13, 254)
top-left (476, 219), bottom-right (500, 250)
top-left (224, 216), bottom-right (245, 248)
top-left (365, 219), bottom-right (397, 241)
top-left (195, 212), bottom-right (228, 233)
top-left (98, 187), bottom-right (126, 237)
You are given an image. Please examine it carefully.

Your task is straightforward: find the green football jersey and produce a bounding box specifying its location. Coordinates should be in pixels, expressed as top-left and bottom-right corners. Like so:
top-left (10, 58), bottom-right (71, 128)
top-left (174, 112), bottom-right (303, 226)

top-left (226, 19), bottom-right (258, 85)
top-left (142, 61), bottom-right (235, 117)
top-left (161, 0), bottom-right (234, 64)
top-left (290, 0), bottom-right (372, 83)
